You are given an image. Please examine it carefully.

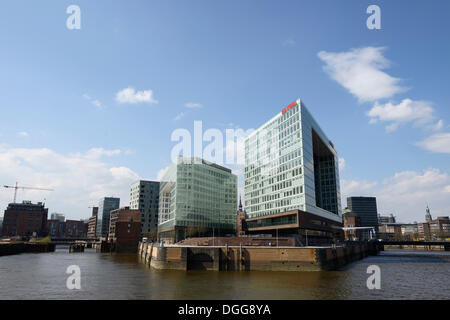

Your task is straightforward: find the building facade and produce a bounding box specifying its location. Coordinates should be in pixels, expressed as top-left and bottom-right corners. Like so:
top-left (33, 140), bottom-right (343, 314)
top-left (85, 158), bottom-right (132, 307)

top-left (378, 214), bottom-right (396, 224)
top-left (129, 180), bottom-right (160, 239)
top-left (158, 157), bottom-right (238, 243)
top-left (108, 207), bottom-right (141, 252)
top-left (243, 99), bottom-right (342, 242)
top-left (347, 197), bottom-right (379, 232)
top-left (1, 201), bottom-right (48, 238)
top-left (96, 197), bottom-right (120, 238)
top-left (50, 213), bottom-right (65, 222)
top-left (47, 219), bottom-right (65, 238)
top-left (342, 208), bottom-right (363, 241)
top-left (87, 215), bottom-right (97, 239)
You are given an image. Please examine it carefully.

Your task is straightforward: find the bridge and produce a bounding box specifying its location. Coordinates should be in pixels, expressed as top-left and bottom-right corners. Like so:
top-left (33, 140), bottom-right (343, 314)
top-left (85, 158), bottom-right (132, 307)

top-left (50, 238), bottom-right (98, 245)
top-left (378, 240), bottom-right (450, 251)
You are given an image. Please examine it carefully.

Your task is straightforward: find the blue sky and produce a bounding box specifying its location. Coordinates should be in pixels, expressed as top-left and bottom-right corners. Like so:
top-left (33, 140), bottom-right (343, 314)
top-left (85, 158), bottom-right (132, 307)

top-left (0, 0), bottom-right (449, 223)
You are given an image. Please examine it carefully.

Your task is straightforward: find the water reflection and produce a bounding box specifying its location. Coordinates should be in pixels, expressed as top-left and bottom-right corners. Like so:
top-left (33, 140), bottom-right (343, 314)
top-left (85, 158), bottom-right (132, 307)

top-left (0, 248), bottom-right (448, 300)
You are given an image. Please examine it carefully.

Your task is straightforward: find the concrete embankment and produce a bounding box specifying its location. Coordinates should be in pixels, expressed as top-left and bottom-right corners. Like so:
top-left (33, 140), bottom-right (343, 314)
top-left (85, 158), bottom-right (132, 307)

top-left (138, 242), bottom-right (380, 271)
top-left (0, 242), bottom-right (56, 257)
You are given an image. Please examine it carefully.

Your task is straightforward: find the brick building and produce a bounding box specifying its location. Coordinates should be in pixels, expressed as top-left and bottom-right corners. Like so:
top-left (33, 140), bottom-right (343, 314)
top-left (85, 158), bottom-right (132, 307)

top-left (1, 201), bottom-right (48, 238)
top-left (342, 209), bottom-right (363, 241)
top-left (108, 207), bottom-right (141, 253)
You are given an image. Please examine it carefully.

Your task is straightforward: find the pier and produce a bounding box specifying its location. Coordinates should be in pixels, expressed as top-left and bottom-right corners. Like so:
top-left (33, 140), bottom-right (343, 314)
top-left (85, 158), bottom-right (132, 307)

top-left (138, 241), bottom-right (381, 271)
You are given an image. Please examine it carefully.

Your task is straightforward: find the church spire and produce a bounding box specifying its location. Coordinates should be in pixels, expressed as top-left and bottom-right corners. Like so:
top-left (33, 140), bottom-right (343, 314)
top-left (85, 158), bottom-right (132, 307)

top-left (425, 204), bottom-right (432, 222)
top-left (239, 195), bottom-right (243, 212)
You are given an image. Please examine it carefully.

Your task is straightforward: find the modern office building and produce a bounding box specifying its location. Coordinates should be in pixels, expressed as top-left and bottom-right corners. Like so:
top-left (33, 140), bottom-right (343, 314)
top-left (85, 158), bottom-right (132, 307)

top-left (50, 213), bottom-right (65, 222)
top-left (158, 157), bottom-right (238, 243)
top-left (347, 197), bottom-right (379, 232)
top-left (1, 201), bottom-right (48, 238)
top-left (96, 197), bottom-right (120, 238)
top-left (129, 180), bottom-right (160, 238)
top-left (243, 99), bottom-right (342, 242)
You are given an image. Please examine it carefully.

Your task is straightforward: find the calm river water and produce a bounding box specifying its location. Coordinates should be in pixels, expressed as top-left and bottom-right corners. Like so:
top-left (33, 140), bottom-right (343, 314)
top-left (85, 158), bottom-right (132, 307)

top-left (0, 248), bottom-right (449, 299)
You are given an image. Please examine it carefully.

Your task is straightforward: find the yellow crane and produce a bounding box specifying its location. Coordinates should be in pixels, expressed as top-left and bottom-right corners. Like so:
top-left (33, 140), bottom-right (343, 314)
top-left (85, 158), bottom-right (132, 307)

top-left (3, 182), bottom-right (54, 203)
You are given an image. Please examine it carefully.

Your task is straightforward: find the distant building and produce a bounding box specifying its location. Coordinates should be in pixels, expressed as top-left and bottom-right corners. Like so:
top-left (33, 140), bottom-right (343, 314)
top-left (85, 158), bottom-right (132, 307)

top-left (96, 197), bottom-right (120, 238)
top-left (47, 219), bottom-right (65, 238)
top-left (418, 205), bottom-right (450, 240)
top-left (65, 220), bottom-right (87, 238)
top-left (418, 222), bottom-right (431, 240)
top-left (425, 205), bottom-right (432, 222)
top-left (158, 157), bottom-right (237, 243)
top-left (429, 217), bottom-right (450, 237)
top-left (236, 196), bottom-right (246, 236)
top-left (347, 197), bottom-right (379, 232)
top-left (342, 208), bottom-right (363, 241)
top-left (1, 201), bottom-right (48, 238)
top-left (0, 217), bottom-right (3, 233)
top-left (50, 213), bottom-right (65, 222)
top-left (401, 223), bottom-right (418, 240)
top-left (108, 207), bottom-right (141, 252)
top-left (378, 223), bottom-right (402, 240)
top-left (378, 214), bottom-right (396, 224)
top-left (87, 215), bottom-right (97, 239)
top-left (129, 180), bottom-right (160, 238)
top-left (91, 207), bottom-right (98, 217)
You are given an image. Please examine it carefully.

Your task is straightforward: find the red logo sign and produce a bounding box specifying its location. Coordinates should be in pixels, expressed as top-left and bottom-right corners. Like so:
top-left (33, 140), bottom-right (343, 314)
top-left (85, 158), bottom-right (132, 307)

top-left (281, 101), bottom-right (297, 114)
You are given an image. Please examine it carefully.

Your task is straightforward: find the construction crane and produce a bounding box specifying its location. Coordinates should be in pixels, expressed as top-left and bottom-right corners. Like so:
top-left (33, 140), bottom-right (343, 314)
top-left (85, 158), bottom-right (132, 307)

top-left (3, 182), bottom-right (54, 203)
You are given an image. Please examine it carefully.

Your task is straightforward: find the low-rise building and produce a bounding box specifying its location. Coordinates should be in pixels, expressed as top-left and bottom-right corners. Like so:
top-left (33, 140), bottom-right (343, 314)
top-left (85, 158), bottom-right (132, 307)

top-left (378, 223), bottom-right (402, 240)
top-left (401, 223), bottom-right (418, 240)
top-left (342, 208), bottom-right (363, 241)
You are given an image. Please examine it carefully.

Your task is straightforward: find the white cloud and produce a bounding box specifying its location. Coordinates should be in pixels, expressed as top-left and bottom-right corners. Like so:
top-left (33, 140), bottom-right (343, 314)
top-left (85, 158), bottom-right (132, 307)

top-left (116, 87), bottom-right (158, 104)
top-left (431, 119), bottom-right (444, 131)
top-left (156, 166), bottom-right (170, 181)
top-left (82, 93), bottom-right (104, 109)
top-left (318, 47), bottom-right (406, 102)
top-left (417, 133), bottom-right (450, 154)
top-left (0, 146), bottom-right (139, 220)
top-left (18, 132), bottom-right (29, 137)
top-left (185, 102), bottom-right (203, 109)
top-left (367, 99), bottom-right (436, 132)
top-left (341, 168), bottom-right (450, 222)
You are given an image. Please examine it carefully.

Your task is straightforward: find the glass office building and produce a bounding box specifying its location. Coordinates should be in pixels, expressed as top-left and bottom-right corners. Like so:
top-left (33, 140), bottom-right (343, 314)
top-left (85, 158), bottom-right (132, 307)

top-left (244, 99), bottom-right (342, 241)
top-left (158, 157), bottom-right (238, 243)
top-left (130, 180), bottom-right (160, 238)
top-left (96, 197), bottom-right (120, 238)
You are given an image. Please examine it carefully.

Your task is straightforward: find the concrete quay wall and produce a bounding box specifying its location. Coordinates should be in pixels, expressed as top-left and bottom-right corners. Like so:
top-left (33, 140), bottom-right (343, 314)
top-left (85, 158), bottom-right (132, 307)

top-left (138, 242), bottom-right (379, 271)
